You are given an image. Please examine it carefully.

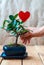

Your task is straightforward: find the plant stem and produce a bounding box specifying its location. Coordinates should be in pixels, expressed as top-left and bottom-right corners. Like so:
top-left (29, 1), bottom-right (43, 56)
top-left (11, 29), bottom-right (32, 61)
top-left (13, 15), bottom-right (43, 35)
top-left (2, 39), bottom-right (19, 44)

top-left (15, 34), bottom-right (19, 45)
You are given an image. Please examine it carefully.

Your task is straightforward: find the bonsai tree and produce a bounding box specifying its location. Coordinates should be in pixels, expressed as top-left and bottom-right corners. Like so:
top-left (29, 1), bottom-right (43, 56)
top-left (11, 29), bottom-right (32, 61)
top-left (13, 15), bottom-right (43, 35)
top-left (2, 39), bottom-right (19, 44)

top-left (1, 11), bottom-right (30, 45)
top-left (1, 11), bottom-right (31, 59)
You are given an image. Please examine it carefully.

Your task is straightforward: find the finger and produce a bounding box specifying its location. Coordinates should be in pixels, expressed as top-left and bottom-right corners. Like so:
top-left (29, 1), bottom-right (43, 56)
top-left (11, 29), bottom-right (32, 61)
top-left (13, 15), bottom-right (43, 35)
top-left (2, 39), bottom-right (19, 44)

top-left (23, 37), bottom-right (28, 44)
top-left (20, 36), bottom-right (24, 40)
top-left (22, 38), bottom-right (25, 43)
top-left (20, 35), bottom-right (25, 39)
top-left (23, 40), bottom-right (25, 44)
top-left (20, 37), bottom-right (23, 40)
top-left (28, 39), bottom-right (30, 43)
top-left (28, 38), bottom-right (31, 43)
top-left (24, 39), bottom-right (27, 44)
top-left (23, 38), bottom-right (27, 44)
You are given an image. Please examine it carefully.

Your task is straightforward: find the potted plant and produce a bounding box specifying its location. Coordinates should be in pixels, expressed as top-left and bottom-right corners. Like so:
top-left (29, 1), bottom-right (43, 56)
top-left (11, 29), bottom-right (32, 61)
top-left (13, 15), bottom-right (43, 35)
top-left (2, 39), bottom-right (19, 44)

top-left (1, 11), bottom-right (30, 59)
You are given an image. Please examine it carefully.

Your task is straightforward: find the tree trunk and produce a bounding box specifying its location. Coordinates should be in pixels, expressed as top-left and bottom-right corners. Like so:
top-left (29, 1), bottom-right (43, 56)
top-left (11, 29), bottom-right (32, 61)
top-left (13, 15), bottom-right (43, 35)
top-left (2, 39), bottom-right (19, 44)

top-left (15, 34), bottom-right (19, 45)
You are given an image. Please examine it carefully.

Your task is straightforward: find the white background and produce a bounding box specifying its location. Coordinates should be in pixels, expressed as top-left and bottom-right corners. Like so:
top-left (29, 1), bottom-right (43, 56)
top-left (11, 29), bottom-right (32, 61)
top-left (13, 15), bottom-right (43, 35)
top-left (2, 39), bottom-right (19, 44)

top-left (0, 0), bottom-right (44, 45)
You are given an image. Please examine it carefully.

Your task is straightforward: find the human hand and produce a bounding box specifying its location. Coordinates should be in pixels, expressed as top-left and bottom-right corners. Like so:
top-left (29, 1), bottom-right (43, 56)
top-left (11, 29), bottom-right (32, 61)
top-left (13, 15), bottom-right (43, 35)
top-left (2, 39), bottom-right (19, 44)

top-left (20, 31), bottom-right (33, 44)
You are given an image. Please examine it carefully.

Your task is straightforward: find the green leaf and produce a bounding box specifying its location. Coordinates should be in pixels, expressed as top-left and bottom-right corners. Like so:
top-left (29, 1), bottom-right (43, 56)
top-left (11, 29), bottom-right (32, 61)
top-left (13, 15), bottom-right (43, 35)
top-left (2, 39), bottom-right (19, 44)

top-left (9, 14), bottom-right (18, 20)
top-left (2, 20), bottom-right (10, 28)
top-left (10, 31), bottom-right (17, 36)
top-left (6, 28), bottom-right (12, 31)
top-left (9, 15), bottom-right (14, 20)
top-left (14, 14), bottom-right (18, 19)
top-left (20, 21), bottom-right (23, 24)
top-left (13, 20), bottom-right (17, 27)
top-left (16, 20), bottom-right (20, 24)
top-left (7, 23), bottom-right (13, 31)
top-left (6, 21), bottom-right (17, 32)
top-left (20, 29), bottom-right (28, 34)
top-left (20, 25), bottom-right (24, 30)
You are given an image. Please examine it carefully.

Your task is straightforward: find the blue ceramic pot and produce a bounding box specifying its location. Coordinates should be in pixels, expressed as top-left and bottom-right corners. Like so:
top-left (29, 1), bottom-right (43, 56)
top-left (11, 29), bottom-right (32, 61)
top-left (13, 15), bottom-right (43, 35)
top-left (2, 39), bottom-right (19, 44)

top-left (3, 44), bottom-right (26, 56)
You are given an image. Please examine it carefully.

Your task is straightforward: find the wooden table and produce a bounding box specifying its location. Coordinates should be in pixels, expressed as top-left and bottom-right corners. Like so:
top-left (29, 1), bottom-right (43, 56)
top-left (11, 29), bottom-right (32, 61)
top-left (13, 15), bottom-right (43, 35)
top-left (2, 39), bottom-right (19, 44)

top-left (0, 45), bottom-right (44, 65)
